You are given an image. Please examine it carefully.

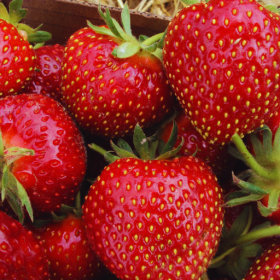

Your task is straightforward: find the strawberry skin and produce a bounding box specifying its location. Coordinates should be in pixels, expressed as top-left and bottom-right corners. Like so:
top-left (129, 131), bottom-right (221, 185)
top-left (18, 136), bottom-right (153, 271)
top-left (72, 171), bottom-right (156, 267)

top-left (24, 44), bottom-right (65, 102)
top-left (0, 210), bottom-right (49, 279)
top-left (163, 0), bottom-right (280, 144)
top-left (31, 213), bottom-right (100, 280)
top-left (244, 243), bottom-right (280, 279)
top-left (0, 94), bottom-right (86, 214)
top-left (0, 20), bottom-right (35, 97)
top-left (61, 27), bottom-right (173, 138)
top-left (83, 156), bottom-right (224, 280)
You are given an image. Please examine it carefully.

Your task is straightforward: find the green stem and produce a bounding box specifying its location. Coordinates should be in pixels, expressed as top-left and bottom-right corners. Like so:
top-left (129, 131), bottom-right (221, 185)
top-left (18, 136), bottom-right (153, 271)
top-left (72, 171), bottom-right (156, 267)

top-left (232, 133), bottom-right (274, 180)
top-left (211, 247), bottom-right (236, 265)
top-left (142, 32), bottom-right (164, 46)
top-left (233, 225), bottom-right (280, 247)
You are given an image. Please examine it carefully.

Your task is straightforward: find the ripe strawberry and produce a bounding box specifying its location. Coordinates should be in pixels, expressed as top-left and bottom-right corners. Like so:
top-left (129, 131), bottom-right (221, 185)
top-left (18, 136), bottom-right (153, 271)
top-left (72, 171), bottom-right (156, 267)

top-left (0, 210), bottom-right (49, 279)
top-left (24, 44), bottom-right (65, 102)
top-left (83, 124), bottom-right (224, 280)
top-left (0, 0), bottom-right (51, 97)
top-left (61, 4), bottom-right (173, 138)
top-left (31, 212), bottom-right (100, 280)
top-left (160, 109), bottom-right (235, 182)
top-left (162, 0), bottom-right (280, 145)
top-left (0, 94), bottom-right (86, 221)
top-left (244, 243), bottom-right (280, 279)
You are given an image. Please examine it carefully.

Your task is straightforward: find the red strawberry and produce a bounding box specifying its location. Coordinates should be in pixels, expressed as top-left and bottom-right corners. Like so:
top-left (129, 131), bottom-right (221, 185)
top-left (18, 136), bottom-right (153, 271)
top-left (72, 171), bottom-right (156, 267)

top-left (0, 210), bottom-right (49, 279)
top-left (244, 243), bottom-right (280, 279)
top-left (83, 124), bottom-right (224, 280)
top-left (160, 109), bottom-right (235, 181)
top-left (0, 0), bottom-right (51, 97)
top-left (0, 94), bottom-right (86, 221)
top-left (61, 4), bottom-right (174, 138)
top-left (24, 44), bottom-right (65, 102)
top-left (162, 0), bottom-right (280, 145)
top-left (31, 212), bottom-right (100, 280)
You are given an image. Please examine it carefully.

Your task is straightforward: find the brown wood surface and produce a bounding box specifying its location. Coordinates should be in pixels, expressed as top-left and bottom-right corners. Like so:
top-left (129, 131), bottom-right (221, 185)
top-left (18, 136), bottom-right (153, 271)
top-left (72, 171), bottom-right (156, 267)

top-left (2, 0), bottom-right (170, 45)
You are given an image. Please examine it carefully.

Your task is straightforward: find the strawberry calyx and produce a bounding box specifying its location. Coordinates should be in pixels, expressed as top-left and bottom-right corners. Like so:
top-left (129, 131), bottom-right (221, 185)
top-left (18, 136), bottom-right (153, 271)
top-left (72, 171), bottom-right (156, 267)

top-left (87, 3), bottom-right (165, 60)
top-left (227, 126), bottom-right (280, 217)
top-left (89, 122), bottom-right (184, 164)
top-left (0, 130), bottom-right (34, 223)
top-left (0, 0), bottom-right (51, 44)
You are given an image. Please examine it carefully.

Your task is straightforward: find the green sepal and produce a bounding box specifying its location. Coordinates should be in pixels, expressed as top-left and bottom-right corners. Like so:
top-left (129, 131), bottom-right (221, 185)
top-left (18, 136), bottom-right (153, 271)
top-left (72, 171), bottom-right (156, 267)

top-left (249, 132), bottom-right (266, 162)
top-left (27, 30), bottom-right (52, 43)
top-left (157, 29), bottom-right (166, 49)
top-left (232, 174), bottom-right (269, 195)
top-left (111, 140), bottom-right (139, 159)
top-left (117, 139), bottom-right (133, 153)
top-left (0, 3), bottom-right (10, 22)
top-left (133, 124), bottom-right (150, 160)
top-left (104, 151), bottom-right (120, 164)
top-left (9, 0), bottom-right (27, 25)
top-left (264, 4), bottom-right (280, 13)
top-left (156, 136), bottom-right (184, 160)
top-left (141, 42), bottom-right (158, 53)
top-left (209, 259), bottom-right (226, 269)
top-left (139, 35), bottom-right (149, 43)
top-left (180, 0), bottom-right (200, 5)
top-left (151, 48), bottom-right (163, 61)
top-left (121, 3), bottom-right (132, 36)
top-left (149, 140), bottom-right (158, 160)
top-left (105, 8), bottom-right (126, 39)
top-left (113, 42), bottom-right (141, 58)
top-left (158, 139), bottom-right (167, 155)
top-left (250, 220), bottom-right (272, 232)
top-left (98, 4), bottom-right (107, 21)
top-left (272, 125), bottom-right (280, 157)
top-left (225, 190), bottom-right (251, 201)
top-left (5, 146), bottom-right (35, 167)
top-left (1, 165), bottom-right (9, 201)
top-left (228, 145), bottom-right (246, 162)
top-left (87, 21), bottom-right (118, 38)
top-left (228, 206), bottom-right (252, 240)
top-left (33, 42), bottom-right (45, 50)
top-left (226, 193), bottom-right (265, 207)
top-left (257, 201), bottom-right (277, 217)
top-left (5, 190), bottom-right (24, 224)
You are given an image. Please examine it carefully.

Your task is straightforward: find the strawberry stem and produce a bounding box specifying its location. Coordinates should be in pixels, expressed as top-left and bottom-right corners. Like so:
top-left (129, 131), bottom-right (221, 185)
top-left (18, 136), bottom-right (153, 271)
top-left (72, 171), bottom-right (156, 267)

top-left (142, 32), bottom-right (164, 46)
top-left (211, 247), bottom-right (236, 265)
top-left (232, 133), bottom-right (273, 180)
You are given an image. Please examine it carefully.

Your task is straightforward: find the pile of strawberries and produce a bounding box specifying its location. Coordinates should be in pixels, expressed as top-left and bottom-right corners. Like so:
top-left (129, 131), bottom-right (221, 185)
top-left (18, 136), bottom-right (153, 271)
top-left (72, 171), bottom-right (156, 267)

top-left (1, 0), bottom-right (280, 279)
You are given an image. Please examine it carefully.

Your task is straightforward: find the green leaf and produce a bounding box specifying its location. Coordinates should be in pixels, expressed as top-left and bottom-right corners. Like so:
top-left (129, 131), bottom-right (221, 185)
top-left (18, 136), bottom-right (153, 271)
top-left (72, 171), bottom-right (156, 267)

top-left (98, 3), bottom-right (107, 21)
top-left (159, 121), bottom-right (178, 155)
top-left (225, 190), bottom-right (250, 201)
top-left (111, 140), bottom-right (138, 159)
top-left (158, 139), bottom-right (166, 155)
top-left (5, 191), bottom-right (24, 223)
top-left (268, 189), bottom-right (280, 209)
top-left (151, 48), bottom-right (163, 61)
top-left (250, 132), bottom-right (265, 162)
top-left (87, 21), bottom-right (118, 38)
top-left (115, 42), bottom-right (140, 58)
top-left (250, 221), bottom-right (271, 232)
top-left (141, 42), bottom-right (158, 53)
top-left (258, 201), bottom-right (276, 217)
top-left (149, 140), bottom-right (158, 160)
top-left (232, 174), bottom-right (268, 195)
top-left (105, 8), bottom-right (125, 39)
top-left (117, 139), bottom-right (133, 153)
top-left (264, 4), bottom-right (280, 13)
top-left (180, 0), bottom-right (200, 5)
top-left (226, 193), bottom-right (264, 207)
top-left (0, 3), bottom-right (10, 22)
top-left (262, 127), bottom-right (273, 158)
top-left (0, 130), bottom-right (4, 157)
top-left (273, 125), bottom-right (280, 157)
top-left (1, 165), bottom-right (9, 201)
top-left (139, 35), bottom-right (149, 43)
top-left (9, 0), bottom-right (27, 25)
top-left (231, 256), bottom-right (252, 280)
top-left (228, 145), bottom-right (246, 162)
top-left (27, 30), bottom-right (52, 44)
top-left (241, 243), bottom-right (262, 258)
top-left (104, 151), bottom-right (120, 164)
top-left (133, 124), bottom-right (150, 160)
top-left (5, 146), bottom-right (35, 167)
top-left (121, 3), bottom-right (132, 36)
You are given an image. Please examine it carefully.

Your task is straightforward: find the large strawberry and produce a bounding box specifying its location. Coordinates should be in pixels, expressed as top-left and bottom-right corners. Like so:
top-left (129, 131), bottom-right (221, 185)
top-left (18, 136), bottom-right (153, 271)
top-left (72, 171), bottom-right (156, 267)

top-left (0, 0), bottom-right (51, 97)
top-left (61, 4), bottom-right (173, 138)
top-left (83, 124), bottom-right (224, 280)
top-left (163, 0), bottom-right (280, 145)
top-left (244, 242), bottom-right (280, 279)
top-left (0, 94), bottom-right (86, 222)
top-left (0, 210), bottom-right (49, 279)
top-left (24, 44), bottom-right (65, 102)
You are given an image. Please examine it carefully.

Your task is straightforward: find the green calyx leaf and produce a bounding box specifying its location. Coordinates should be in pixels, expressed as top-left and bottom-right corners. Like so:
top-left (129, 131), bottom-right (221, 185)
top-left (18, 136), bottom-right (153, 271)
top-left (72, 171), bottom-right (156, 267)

top-left (181, 0), bottom-right (200, 5)
top-left (264, 4), bottom-right (280, 14)
top-left (9, 0), bottom-right (26, 25)
top-left (113, 42), bottom-right (141, 58)
top-left (27, 30), bottom-right (52, 43)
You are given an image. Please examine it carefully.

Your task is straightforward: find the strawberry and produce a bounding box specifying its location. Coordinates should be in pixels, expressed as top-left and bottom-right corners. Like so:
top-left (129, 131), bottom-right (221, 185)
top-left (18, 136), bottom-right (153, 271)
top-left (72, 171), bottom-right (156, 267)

top-left (0, 94), bottom-right (86, 222)
top-left (0, 0), bottom-right (51, 97)
top-left (30, 201), bottom-right (100, 280)
top-left (160, 109), bottom-right (235, 182)
top-left (0, 210), bottom-right (49, 279)
top-left (24, 44), bottom-right (65, 103)
top-left (83, 124), bottom-right (224, 280)
top-left (244, 243), bottom-right (280, 279)
top-left (162, 0), bottom-right (280, 145)
top-left (61, 4), bottom-right (174, 138)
